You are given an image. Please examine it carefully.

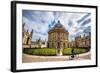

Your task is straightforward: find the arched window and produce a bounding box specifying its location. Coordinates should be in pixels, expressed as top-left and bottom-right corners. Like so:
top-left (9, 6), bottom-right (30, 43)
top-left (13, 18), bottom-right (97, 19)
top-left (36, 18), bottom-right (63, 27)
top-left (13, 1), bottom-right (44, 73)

top-left (26, 37), bottom-right (30, 44)
top-left (63, 43), bottom-right (65, 48)
top-left (47, 43), bottom-right (49, 48)
top-left (57, 42), bottom-right (60, 48)
top-left (52, 43), bottom-right (54, 48)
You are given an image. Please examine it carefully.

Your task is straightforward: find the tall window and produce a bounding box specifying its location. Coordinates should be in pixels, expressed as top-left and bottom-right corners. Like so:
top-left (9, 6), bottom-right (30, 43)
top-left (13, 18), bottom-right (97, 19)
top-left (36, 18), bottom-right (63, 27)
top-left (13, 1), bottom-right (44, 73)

top-left (26, 37), bottom-right (30, 44)
top-left (63, 43), bottom-right (65, 48)
top-left (57, 42), bottom-right (60, 48)
top-left (52, 43), bottom-right (54, 48)
top-left (47, 43), bottom-right (49, 48)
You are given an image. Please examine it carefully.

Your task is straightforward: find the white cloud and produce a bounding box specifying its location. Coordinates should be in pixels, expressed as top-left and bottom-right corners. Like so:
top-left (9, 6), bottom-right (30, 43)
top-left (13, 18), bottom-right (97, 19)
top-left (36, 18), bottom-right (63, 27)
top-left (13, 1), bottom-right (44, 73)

top-left (23, 10), bottom-right (91, 41)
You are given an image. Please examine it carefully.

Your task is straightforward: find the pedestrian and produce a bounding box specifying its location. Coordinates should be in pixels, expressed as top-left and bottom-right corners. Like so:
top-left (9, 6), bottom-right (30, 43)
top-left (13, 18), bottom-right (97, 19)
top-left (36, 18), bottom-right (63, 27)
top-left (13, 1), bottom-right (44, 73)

top-left (71, 48), bottom-right (75, 59)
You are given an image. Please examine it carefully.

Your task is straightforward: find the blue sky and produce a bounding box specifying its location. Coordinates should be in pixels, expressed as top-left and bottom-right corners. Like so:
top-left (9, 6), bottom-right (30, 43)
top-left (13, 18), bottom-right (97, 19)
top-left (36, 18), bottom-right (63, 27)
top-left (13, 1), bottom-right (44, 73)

top-left (22, 10), bottom-right (91, 41)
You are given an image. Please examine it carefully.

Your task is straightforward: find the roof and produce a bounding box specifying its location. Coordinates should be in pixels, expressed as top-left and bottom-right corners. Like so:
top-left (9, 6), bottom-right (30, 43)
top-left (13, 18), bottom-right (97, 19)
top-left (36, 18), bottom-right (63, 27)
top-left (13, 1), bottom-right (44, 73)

top-left (49, 20), bottom-right (68, 33)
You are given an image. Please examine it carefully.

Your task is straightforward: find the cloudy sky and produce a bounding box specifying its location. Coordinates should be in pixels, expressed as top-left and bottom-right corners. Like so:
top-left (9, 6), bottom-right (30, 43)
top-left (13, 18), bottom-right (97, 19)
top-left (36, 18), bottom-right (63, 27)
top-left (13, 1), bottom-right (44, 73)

top-left (22, 10), bottom-right (91, 41)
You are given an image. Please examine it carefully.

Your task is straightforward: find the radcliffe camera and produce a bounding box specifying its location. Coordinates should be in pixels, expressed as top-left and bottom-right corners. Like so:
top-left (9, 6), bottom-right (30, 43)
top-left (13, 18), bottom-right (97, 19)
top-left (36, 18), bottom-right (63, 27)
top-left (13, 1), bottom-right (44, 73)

top-left (22, 10), bottom-right (91, 63)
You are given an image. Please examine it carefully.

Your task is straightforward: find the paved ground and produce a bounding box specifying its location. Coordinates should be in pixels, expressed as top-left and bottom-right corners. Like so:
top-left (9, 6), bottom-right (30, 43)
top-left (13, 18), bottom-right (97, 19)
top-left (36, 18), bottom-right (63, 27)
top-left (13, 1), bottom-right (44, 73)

top-left (22, 52), bottom-right (91, 63)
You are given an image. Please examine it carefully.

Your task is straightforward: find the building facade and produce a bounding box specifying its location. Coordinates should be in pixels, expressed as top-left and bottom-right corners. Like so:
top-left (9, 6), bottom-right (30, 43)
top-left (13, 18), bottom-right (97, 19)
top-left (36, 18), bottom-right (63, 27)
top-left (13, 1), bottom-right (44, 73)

top-left (31, 38), bottom-right (47, 48)
top-left (68, 41), bottom-right (76, 48)
top-left (22, 21), bottom-right (91, 52)
top-left (22, 24), bottom-right (47, 48)
top-left (22, 23), bottom-right (33, 48)
top-left (48, 21), bottom-right (69, 55)
top-left (75, 35), bottom-right (91, 48)
top-left (48, 21), bottom-right (91, 55)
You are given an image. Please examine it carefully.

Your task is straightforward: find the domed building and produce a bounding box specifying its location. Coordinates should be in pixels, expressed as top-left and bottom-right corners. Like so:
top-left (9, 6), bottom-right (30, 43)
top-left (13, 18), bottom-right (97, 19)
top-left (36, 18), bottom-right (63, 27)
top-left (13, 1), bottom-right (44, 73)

top-left (48, 21), bottom-right (69, 55)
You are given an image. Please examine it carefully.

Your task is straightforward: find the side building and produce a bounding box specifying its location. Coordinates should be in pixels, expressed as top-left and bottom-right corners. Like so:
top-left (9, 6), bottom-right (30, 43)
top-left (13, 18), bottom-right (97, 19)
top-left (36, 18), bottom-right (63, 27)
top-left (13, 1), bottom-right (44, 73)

top-left (22, 23), bottom-right (33, 48)
top-left (22, 23), bottom-right (47, 48)
top-left (75, 35), bottom-right (91, 49)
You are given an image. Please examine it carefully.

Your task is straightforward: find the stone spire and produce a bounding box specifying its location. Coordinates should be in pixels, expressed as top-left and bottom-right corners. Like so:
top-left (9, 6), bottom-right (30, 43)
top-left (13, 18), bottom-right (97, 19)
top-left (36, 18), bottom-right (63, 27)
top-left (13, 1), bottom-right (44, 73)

top-left (22, 23), bottom-right (25, 32)
top-left (30, 29), bottom-right (33, 38)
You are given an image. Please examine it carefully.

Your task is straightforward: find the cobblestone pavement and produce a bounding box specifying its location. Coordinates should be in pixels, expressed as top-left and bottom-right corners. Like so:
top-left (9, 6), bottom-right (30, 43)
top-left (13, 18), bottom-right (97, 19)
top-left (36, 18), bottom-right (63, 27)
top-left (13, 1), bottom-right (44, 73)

top-left (22, 52), bottom-right (91, 63)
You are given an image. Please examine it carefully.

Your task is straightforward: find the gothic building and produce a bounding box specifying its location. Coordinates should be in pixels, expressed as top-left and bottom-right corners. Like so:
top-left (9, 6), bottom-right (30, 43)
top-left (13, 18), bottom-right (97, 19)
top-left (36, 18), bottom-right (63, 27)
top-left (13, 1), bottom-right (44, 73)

top-left (75, 35), bottom-right (91, 48)
top-left (68, 35), bottom-right (91, 48)
top-left (31, 38), bottom-right (47, 48)
top-left (68, 41), bottom-right (76, 48)
top-left (22, 24), bottom-right (47, 48)
top-left (22, 23), bottom-right (33, 45)
top-left (48, 21), bottom-right (69, 55)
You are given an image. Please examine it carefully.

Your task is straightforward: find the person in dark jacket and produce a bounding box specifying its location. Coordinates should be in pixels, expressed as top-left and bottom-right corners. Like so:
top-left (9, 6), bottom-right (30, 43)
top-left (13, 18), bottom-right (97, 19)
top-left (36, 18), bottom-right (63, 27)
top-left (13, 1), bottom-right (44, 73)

top-left (71, 48), bottom-right (75, 59)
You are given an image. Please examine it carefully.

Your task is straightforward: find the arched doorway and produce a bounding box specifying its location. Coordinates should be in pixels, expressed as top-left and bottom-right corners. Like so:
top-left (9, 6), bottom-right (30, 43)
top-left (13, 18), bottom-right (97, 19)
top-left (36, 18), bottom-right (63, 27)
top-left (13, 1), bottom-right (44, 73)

top-left (57, 42), bottom-right (62, 56)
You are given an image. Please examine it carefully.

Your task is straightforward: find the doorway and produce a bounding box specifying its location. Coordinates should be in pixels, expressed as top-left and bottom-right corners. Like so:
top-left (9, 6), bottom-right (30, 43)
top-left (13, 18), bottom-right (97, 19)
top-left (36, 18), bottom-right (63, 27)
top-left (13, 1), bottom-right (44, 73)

top-left (57, 42), bottom-right (62, 56)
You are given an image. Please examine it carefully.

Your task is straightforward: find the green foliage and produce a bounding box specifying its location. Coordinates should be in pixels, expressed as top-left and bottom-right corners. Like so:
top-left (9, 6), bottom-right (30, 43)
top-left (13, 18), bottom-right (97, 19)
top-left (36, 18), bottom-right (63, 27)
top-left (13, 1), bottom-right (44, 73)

top-left (62, 48), bottom-right (88, 55)
top-left (62, 48), bottom-right (72, 55)
top-left (74, 48), bottom-right (87, 54)
top-left (23, 48), bottom-right (56, 56)
top-left (23, 48), bottom-right (89, 56)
